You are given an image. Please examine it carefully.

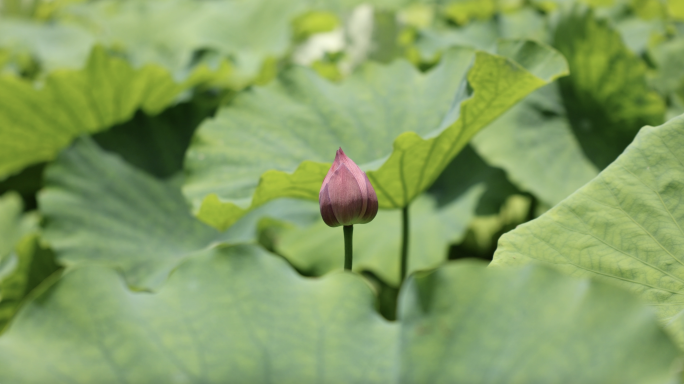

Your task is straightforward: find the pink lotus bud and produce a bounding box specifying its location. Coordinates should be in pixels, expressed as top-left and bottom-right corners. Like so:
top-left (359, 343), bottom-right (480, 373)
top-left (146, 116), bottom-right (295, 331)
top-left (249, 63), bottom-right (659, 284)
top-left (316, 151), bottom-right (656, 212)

top-left (319, 148), bottom-right (379, 227)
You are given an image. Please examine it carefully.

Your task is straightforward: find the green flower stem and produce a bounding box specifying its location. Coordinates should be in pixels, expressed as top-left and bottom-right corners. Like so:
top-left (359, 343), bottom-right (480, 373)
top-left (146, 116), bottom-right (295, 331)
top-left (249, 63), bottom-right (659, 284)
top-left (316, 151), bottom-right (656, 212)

top-left (343, 225), bottom-right (353, 270)
top-left (400, 205), bottom-right (409, 284)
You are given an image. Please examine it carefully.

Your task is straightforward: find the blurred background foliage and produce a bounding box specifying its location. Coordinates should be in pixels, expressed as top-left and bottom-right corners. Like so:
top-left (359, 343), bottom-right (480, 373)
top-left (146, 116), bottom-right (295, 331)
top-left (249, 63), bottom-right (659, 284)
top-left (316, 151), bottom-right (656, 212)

top-left (1, 0), bottom-right (684, 380)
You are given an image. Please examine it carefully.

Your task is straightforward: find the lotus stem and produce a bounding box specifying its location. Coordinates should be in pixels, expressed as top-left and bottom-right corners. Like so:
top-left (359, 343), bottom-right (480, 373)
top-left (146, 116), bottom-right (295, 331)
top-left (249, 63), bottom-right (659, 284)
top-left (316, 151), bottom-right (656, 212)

top-left (344, 225), bottom-right (354, 270)
top-left (400, 205), bottom-right (409, 284)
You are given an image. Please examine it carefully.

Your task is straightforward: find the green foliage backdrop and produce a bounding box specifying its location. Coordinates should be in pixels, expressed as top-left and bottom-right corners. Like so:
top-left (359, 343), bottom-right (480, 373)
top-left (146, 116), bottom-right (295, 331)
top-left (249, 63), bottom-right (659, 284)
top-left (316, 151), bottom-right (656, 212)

top-left (1, 0), bottom-right (684, 381)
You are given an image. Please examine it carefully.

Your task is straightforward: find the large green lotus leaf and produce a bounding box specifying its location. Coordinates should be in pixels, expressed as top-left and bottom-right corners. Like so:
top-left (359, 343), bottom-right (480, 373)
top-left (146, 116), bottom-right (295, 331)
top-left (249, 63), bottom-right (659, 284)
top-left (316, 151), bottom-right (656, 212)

top-left (184, 40), bottom-right (569, 230)
top-left (275, 187), bottom-right (485, 287)
top-left (39, 138), bottom-right (219, 290)
top-left (0, 45), bottom-right (221, 180)
top-left (471, 7), bottom-right (667, 205)
top-left (182, 47), bottom-right (472, 229)
top-left (0, 246), bottom-right (678, 382)
top-left (491, 114), bottom-right (684, 346)
top-left (400, 260), bottom-right (679, 383)
top-left (554, 6), bottom-right (666, 169)
top-left (39, 138), bottom-right (319, 290)
top-left (0, 245), bottom-right (397, 383)
top-left (471, 84), bottom-right (599, 206)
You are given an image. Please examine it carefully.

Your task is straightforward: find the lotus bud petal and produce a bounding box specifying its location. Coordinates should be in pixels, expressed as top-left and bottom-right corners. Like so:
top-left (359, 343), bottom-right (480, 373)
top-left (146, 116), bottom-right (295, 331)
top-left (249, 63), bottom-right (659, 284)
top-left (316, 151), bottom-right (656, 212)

top-left (319, 148), bottom-right (379, 227)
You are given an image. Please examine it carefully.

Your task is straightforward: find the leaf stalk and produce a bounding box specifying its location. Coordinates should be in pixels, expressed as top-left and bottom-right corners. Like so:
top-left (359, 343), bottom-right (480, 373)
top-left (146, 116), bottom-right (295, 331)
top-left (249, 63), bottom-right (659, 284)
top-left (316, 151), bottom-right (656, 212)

top-left (400, 205), bottom-right (409, 284)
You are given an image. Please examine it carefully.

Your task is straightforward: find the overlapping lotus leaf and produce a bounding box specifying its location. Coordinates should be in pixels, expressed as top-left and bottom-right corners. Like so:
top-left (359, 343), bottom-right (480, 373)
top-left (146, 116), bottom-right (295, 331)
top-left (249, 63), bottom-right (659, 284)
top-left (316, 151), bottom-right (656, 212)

top-left (0, 247), bottom-right (676, 383)
top-left (183, 40), bottom-right (569, 230)
top-left (40, 138), bottom-right (319, 290)
top-left (493, 114), bottom-right (684, 347)
top-left (0, 46), bottom-right (222, 180)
